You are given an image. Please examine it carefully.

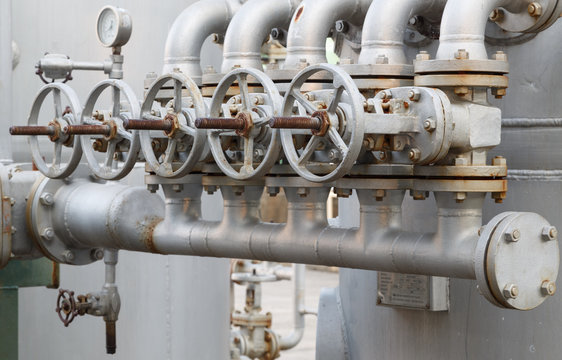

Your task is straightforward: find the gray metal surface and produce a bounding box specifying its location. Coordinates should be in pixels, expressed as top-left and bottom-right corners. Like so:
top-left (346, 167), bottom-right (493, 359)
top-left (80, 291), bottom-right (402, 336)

top-left (334, 19), bottom-right (562, 360)
top-left (12, 1), bottom-right (231, 359)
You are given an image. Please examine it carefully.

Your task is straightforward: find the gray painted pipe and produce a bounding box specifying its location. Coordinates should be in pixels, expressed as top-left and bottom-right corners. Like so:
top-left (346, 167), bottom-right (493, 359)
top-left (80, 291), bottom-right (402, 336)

top-left (0, 0), bottom-right (13, 163)
top-left (51, 181), bottom-right (482, 280)
top-left (283, 0), bottom-right (372, 69)
top-left (221, 0), bottom-right (301, 73)
top-left (162, 0), bottom-right (240, 83)
top-left (358, 0), bottom-right (447, 65)
top-left (436, 0), bottom-right (529, 60)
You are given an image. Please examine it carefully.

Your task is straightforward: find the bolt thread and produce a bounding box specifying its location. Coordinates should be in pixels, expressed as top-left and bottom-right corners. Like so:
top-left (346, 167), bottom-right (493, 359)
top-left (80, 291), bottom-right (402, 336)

top-left (63, 125), bottom-right (111, 136)
top-left (123, 119), bottom-right (174, 131)
top-left (195, 117), bottom-right (244, 130)
top-left (9, 126), bottom-right (55, 136)
top-left (268, 116), bottom-right (321, 130)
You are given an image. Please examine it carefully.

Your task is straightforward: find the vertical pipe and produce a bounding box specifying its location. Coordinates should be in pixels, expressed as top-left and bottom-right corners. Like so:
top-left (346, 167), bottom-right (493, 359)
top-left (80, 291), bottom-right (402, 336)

top-left (279, 263), bottom-right (305, 350)
top-left (0, 0), bottom-right (13, 163)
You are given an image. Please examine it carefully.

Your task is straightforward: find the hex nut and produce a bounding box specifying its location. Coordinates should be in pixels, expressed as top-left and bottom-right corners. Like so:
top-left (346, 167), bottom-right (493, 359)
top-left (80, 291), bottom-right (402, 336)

top-left (503, 283), bottom-right (519, 299)
top-left (408, 89), bottom-right (421, 101)
top-left (40, 227), bottom-right (55, 242)
top-left (40, 192), bottom-right (55, 206)
top-left (504, 229), bottom-right (521, 242)
top-left (423, 118), bottom-right (436, 132)
top-left (328, 149), bottom-right (341, 161)
top-left (454, 86), bottom-right (469, 96)
top-left (541, 281), bottom-right (556, 296)
top-left (380, 90), bottom-right (392, 100)
top-left (454, 49), bottom-right (469, 60)
top-left (267, 186), bottom-right (280, 197)
top-left (62, 250), bottom-right (75, 263)
top-left (204, 185), bottom-right (218, 195)
top-left (147, 184), bottom-right (159, 193)
top-left (492, 156), bottom-right (507, 167)
top-left (416, 51), bottom-right (430, 61)
top-left (408, 148), bottom-right (421, 162)
top-left (528, 2), bottom-right (542, 16)
top-left (335, 188), bottom-right (352, 198)
top-left (91, 248), bottom-right (104, 261)
top-left (492, 51), bottom-right (508, 62)
top-left (542, 226), bottom-right (558, 241)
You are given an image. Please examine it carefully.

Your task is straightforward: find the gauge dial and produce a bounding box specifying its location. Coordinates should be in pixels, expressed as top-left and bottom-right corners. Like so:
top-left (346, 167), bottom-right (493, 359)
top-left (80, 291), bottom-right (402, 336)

top-left (96, 6), bottom-right (132, 48)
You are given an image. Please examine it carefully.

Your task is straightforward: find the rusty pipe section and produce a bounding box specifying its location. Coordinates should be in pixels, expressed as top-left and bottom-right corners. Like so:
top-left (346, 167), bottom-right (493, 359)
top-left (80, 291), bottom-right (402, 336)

top-left (221, 0), bottom-right (302, 73)
top-left (283, 0), bottom-right (372, 69)
top-left (436, 0), bottom-right (530, 60)
top-left (358, 0), bottom-right (447, 65)
top-left (162, 0), bottom-right (241, 84)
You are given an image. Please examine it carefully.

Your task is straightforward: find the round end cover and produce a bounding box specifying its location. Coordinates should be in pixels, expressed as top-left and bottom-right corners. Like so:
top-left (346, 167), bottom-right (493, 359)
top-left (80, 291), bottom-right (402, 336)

top-left (476, 212), bottom-right (559, 310)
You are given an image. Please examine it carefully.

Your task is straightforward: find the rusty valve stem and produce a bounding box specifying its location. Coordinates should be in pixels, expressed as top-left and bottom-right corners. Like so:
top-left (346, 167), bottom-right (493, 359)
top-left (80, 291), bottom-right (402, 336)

top-left (123, 118), bottom-right (174, 132)
top-left (194, 117), bottom-right (245, 130)
top-left (63, 124), bottom-right (111, 136)
top-left (9, 125), bottom-right (56, 136)
top-left (269, 111), bottom-right (330, 136)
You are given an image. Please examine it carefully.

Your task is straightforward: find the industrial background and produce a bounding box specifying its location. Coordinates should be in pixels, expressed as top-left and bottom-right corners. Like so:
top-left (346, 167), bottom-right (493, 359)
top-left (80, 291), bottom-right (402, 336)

top-left (1, 0), bottom-right (562, 359)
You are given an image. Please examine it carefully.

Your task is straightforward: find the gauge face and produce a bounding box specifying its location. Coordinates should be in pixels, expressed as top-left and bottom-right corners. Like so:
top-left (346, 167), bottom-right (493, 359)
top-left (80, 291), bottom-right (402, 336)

top-left (96, 6), bottom-right (132, 48)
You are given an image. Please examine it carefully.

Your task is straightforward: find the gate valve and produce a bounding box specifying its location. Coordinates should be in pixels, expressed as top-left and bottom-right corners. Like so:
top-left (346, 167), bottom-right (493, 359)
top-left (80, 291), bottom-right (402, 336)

top-left (54, 250), bottom-right (121, 355)
top-left (9, 83), bottom-right (83, 178)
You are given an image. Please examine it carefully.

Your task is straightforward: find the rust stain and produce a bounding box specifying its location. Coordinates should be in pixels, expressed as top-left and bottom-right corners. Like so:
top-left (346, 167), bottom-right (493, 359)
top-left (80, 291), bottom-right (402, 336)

top-left (295, 5), bottom-right (304, 22)
top-left (141, 217), bottom-right (164, 254)
top-left (49, 261), bottom-right (60, 289)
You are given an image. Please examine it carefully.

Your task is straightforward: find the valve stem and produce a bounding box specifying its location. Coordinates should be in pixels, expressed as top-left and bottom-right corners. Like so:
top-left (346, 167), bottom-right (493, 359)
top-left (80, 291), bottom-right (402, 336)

top-left (195, 117), bottom-right (245, 130)
top-left (269, 116), bottom-right (322, 130)
top-left (123, 118), bottom-right (174, 132)
top-left (106, 320), bottom-right (117, 354)
top-left (63, 124), bottom-right (111, 136)
top-left (9, 125), bottom-right (56, 136)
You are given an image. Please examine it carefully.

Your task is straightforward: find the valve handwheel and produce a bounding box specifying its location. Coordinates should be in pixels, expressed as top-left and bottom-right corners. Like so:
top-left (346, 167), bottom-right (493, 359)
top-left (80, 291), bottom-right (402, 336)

top-left (81, 80), bottom-right (141, 180)
top-left (56, 289), bottom-right (78, 327)
top-left (17, 83), bottom-right (83, 179)
top-left (278, 64), bottom-right (365, 183)
top-left (204, 68), bottom-right (282, 180)
top-left (137, 72), bottom-right (207, 178)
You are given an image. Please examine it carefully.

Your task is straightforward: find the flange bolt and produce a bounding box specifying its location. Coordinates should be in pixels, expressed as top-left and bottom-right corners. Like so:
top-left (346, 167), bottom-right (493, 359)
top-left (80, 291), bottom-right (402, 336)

top-left (504, 229), bottom-right (521, 242)
top-left (541, 280), bottom-right (556, 296)
top-left (503, 283), bottom-right (519, 299)
top-left (542, 226), bottom-right (558, 241)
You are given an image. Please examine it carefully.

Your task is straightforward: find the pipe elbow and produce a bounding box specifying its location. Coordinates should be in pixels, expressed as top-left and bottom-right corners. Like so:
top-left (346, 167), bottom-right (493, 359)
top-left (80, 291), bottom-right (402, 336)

top-left (436, 0), bottom-right (524, 60)
top-left (284, 0), bottom-right (371, 69)
top-left (162, 0), bottom-right (235, 82)
top-left (359, 0), bottom-right (446, 65)
top-left (221, 0), bottom-right (301, 73)
top-left (279, 327), bottom-right (305, 350)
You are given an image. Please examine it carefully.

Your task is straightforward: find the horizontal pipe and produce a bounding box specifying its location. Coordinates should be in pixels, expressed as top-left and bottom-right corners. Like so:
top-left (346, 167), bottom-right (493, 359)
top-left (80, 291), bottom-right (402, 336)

top-left (49, 181), bottom-right (483, 279)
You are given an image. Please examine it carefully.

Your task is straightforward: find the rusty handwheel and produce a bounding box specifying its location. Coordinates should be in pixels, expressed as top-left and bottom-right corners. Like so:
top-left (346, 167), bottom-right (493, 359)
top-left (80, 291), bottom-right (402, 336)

top-left (55, 289), bottom-right (78, 327)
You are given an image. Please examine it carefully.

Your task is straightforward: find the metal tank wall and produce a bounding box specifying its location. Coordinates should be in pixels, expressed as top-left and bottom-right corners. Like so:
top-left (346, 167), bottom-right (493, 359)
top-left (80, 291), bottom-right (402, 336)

top-left (11, 1), bottom-right (230, 359)
top-left (331, 22), bottom-right (562, 360)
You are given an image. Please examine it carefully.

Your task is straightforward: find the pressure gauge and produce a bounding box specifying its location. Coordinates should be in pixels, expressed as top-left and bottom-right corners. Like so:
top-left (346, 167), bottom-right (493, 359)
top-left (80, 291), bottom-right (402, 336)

top-left (96, 6), bottom-right (132, 48)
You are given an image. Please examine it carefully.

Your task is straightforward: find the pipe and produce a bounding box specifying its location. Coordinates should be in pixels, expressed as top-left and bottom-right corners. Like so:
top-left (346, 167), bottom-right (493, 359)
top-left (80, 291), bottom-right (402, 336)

top-left (436, 0), bottom-right (530, 60)
top-left (358, 0), bottom-right (446, 65)
top-left (0, 0), bottom-right (13, 163)
top-left (162, 0), bottom-right (240, 83)
top-left (221, 0), bottom-right (301, 73)
top-left (283, 0), bottom-right (372, 69)
top-left (278, 263), bottom-right (305, 350)
top-left (48, 181), bottom-right (484, 279)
